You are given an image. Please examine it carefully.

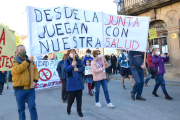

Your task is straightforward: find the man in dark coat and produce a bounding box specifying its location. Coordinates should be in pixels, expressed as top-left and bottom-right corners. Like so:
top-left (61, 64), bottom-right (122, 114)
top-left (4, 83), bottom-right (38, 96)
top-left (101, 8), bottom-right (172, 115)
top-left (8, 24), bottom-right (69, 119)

top-left (111, 53), bottom-right (117, 74)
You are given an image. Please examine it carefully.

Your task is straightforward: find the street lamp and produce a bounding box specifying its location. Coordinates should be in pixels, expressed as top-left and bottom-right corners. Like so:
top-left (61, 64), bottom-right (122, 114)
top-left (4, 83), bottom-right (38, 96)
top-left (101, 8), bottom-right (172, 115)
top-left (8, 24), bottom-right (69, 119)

top-left (113, 0), bottom-right (123, 14)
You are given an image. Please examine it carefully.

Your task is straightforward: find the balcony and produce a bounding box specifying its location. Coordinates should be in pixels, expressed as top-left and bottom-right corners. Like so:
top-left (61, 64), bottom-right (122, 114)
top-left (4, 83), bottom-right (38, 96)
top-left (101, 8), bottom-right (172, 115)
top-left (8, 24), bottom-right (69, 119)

top-left (119, 0), bottom-right (180, 15)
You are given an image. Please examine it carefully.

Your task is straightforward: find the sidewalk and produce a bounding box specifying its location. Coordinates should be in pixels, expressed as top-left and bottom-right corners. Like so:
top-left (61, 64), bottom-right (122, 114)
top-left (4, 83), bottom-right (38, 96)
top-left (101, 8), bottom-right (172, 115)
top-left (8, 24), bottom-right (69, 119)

top-left (109, 74), bottom-right (180, 86)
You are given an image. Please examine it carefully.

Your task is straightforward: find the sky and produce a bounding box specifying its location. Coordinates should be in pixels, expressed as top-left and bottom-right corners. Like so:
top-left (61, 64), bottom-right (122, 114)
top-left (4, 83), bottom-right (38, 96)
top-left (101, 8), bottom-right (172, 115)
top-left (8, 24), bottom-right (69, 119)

top-left (0, 0), bottom-right (118, 54)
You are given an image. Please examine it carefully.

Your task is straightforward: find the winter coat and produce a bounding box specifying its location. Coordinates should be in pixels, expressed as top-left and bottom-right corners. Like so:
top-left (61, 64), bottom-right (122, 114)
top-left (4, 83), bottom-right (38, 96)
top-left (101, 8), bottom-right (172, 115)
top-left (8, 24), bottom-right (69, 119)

top-left (83, 55), bottom-right (93, 65)
top-left (152, 55), bottom-right (169, 75)
top-left (56, 60), bottom-right (66, 79)
top-left (12, 56), bottom-right (39, 90)
top-left (64, 57), bottom-right (85, 91)
top-left (128, 51), bottom-right (144, 69)
top-left (147, 51), bottom-right (153, 68)
top-left (111, 56), bottom-right (117, 65)
top-left (118, 52), bottom-right (130, 68)
top-left (91, 58), bottom-right (109, 81)
top-left (0, 71), bottom-right (7, 83)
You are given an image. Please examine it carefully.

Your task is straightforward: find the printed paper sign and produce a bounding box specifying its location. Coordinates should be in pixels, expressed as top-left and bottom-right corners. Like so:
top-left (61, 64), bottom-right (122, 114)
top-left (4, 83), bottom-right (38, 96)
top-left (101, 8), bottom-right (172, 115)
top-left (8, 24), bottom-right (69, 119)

top-left (149, 28), bottom-right (157, 40)
top-left (26, 5), bottom-right (103, 56)
top-left (0, 25), bottom-right (16, 71)
top-left (103, 14), bottom-right (150, 51)
top-left (34, 60), bottom-right (61, 89)
top-left (85, 66), bottom-right (92, 75)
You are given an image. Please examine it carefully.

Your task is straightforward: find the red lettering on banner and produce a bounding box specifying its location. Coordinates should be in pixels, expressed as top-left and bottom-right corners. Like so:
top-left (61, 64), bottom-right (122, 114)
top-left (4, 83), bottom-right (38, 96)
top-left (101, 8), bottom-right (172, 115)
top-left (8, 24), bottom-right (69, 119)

top-left (106, 38), bottom-right (110, 47)
top-left (105, 16), bottom-right (111, 25)
top-left (127, 17), bottom-right (133, 26)
top-left (0, 28), bottom-right (5, 45)
top-left (105, 15), bottom-right (130, 27)
top-left (132, 40), bottom-right (139, 50)
top-left (5, 57), bottom-right (9, 68)
top-left (118, 16), bottom-right (126, 26)
top-left (51, 81), bottom-right (56, 86)
top-left (110, 39), bottom-right (116, 47)
top-left (0, 47), bottom-right (2, 54)
top-left (1, 55), bottom-right (7, 67)
top-left (125, 39), bottom-right (132, 49)
top-left (35, 84), bottom-right (39, 89)
top-left (111, 16), bottom-right (118, 25)
top-left (9, 56), bottom-right (14, 68)
top-left (117, 39), bottom-right (123, 48)
top-left (133, 18), bottom-right (139, 27)
top-left (43, 84), bottom-right (47, 88)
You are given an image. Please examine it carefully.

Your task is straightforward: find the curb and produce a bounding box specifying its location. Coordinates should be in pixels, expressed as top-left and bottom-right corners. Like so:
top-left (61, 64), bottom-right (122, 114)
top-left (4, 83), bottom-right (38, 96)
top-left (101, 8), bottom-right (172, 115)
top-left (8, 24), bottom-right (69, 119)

top-left (110, 76), bottom-right (180, 86)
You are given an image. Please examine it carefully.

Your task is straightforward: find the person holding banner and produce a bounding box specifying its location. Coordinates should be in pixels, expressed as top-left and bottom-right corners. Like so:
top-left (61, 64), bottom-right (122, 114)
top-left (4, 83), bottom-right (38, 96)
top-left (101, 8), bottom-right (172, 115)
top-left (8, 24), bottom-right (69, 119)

top-left (56, 54), bottom-right (69, 103)
top-left (64, 49), bottom-right (85, 117)
top-left (12, 45), bottom-right (39, 120)
top-left (152, 49), bottom-right (173, 100)
top-left (128, 51), bottom-right (146, 101)
top-left (0, 71), bottom-right (7, 95)
top-left (91, 50), bottom-right (115, 108)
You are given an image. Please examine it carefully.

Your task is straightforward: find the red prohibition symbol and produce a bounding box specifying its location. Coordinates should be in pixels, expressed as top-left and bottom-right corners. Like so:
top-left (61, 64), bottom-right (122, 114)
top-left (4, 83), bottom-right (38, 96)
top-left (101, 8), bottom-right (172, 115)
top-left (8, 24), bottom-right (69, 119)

top-left (39, 68), bottom-right (52, 81)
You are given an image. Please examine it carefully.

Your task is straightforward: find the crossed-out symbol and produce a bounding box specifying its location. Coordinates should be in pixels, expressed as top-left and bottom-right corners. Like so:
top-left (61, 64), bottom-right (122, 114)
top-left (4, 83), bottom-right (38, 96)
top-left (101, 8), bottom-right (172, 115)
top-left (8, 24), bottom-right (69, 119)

top-left (38, 68), bottom-right (52, 81)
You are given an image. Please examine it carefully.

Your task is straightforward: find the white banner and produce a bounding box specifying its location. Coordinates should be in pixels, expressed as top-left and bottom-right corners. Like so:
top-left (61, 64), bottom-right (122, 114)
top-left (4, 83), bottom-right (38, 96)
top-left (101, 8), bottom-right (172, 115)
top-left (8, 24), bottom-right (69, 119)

top-left (27, 5), bottom-right (150, 56)
top-left (27, 5), bottom-right (103, 56)
top-left (34, 60), bottom-right (61, 89)
top-left (103, 14), bottom-right (150, 51)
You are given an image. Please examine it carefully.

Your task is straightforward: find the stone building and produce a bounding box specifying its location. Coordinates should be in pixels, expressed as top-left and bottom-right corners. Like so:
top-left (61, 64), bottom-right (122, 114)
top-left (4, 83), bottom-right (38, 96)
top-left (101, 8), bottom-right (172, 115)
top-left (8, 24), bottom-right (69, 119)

top-left (117, 0), bottom-right (180, 78)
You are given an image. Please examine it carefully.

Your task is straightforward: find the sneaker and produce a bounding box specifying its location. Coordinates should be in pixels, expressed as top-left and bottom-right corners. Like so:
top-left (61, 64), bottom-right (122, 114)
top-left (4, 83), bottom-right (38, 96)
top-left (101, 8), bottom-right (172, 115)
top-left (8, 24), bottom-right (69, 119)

top-left (95, 102), bottom-right (102, 108)
top-left (165, 95), bottom-right (173, 100)
top-left (107, 103), bottom-right (115, 108)
top-left (123, 85), bottom-right (126, 90)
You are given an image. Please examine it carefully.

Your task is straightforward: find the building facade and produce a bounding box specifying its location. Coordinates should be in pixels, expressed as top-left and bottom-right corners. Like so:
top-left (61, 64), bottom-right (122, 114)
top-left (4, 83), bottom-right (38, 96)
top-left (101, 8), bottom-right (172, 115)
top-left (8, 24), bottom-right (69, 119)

top-left (118, 0), bottom-right (180, 78)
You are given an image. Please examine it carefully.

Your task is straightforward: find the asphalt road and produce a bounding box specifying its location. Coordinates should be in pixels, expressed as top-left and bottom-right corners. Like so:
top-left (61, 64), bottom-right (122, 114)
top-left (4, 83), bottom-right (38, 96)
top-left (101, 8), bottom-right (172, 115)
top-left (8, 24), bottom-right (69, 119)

top-left (0, 79), bottom-right (180, 120)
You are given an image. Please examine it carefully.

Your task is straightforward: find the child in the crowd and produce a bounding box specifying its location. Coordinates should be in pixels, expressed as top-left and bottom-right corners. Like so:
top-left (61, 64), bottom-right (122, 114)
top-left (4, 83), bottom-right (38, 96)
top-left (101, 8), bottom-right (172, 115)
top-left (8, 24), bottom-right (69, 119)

top-left (85, 59), bottom-right (93, 96)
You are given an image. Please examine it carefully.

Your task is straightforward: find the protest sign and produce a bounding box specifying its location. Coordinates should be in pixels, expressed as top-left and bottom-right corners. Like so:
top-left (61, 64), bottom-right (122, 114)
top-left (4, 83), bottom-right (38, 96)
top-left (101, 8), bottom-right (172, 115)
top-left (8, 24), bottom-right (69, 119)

top-left (103, 14), bottom-right (150, 51)
top-left (149, 28), bottom-right (157, 40)
top-left (34, 60), bottom-right (61, 89)
top-left (0, 25), bottom-right (16, 71)
top-left (26, 5), bottom-right (103, 56)
top-left (85, 66), bottom-right (92, 75)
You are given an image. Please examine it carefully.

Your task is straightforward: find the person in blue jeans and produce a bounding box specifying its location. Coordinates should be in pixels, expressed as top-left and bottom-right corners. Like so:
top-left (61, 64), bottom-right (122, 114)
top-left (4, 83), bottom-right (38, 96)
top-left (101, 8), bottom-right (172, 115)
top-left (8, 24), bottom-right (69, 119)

top-left (152, 49), bottom-right (173, 100)
top-left (128, 51), bottom-right (146, 101)
top-left (91, 50), bottom-right (115, 108)
top-left (12, 45), bottom-right (39, 120)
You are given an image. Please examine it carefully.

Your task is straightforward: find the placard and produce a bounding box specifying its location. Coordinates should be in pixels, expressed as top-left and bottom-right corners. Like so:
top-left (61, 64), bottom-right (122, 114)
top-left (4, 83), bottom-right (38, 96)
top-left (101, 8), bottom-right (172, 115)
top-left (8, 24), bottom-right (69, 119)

top-left (85, 66), bottom-right (92, 75)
